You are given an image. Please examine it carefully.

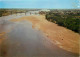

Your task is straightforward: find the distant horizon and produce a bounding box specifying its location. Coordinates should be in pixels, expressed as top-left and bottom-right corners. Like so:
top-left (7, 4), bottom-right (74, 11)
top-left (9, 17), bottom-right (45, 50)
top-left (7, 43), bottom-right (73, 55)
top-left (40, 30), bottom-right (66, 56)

top-left (0, 8), bottom-right (80, 10)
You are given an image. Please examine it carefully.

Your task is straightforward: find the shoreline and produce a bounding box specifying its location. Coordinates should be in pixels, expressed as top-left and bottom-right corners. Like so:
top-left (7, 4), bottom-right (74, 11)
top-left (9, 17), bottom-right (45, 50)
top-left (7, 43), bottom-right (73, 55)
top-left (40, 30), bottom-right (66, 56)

top-left (10, 15), bottom-right (80, 54)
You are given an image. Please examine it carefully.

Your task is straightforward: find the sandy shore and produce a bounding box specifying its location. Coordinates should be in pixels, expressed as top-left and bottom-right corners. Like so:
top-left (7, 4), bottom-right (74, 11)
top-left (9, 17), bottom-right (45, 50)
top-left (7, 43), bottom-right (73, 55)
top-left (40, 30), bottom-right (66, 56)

top-left (0, 32), bottom-right (6, 44)
top-left (10, 15), bottom-right (80, 54)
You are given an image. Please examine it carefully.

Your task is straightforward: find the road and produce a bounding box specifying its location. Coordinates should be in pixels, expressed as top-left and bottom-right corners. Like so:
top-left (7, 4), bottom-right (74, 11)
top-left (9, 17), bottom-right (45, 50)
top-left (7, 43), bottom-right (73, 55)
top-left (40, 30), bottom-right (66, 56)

top-left (0, 11), bottom-right (79, 57)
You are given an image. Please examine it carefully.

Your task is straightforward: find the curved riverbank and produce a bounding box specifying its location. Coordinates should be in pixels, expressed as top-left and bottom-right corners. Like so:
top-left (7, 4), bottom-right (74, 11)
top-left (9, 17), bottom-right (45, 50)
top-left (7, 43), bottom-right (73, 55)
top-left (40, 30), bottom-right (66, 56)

top-left (10, 15), bottom-right (80, 54)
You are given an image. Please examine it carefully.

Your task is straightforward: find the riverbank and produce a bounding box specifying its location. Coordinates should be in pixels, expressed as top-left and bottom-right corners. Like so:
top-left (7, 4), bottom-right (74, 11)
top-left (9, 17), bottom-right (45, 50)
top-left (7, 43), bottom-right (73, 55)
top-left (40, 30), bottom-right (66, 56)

top-left (10, 15), bottom-right (80, 54)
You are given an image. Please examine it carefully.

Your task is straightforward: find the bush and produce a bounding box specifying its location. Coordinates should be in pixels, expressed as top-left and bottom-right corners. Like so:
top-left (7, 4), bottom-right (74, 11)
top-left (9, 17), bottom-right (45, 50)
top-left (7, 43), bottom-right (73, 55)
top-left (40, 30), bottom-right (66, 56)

top-left (46, 10), bottom-right (80, 33)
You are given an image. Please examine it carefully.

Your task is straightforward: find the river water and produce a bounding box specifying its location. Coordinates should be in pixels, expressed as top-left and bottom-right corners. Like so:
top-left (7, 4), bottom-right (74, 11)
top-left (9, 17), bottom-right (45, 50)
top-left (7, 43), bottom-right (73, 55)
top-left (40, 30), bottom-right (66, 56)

top-left (0, 11), bottom-right (79, 57)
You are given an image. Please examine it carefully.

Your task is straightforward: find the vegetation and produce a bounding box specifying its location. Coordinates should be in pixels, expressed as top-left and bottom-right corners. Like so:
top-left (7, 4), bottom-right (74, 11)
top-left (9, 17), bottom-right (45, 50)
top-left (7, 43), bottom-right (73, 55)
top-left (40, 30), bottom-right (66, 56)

top-left (0, 9), bottom-right (80, 33)
top-left (0, 9), bottom-right (28, 17)
top-left (46, 9), bottom-right (80, 33)
top-left (0, 9), bottom-right (40, 17)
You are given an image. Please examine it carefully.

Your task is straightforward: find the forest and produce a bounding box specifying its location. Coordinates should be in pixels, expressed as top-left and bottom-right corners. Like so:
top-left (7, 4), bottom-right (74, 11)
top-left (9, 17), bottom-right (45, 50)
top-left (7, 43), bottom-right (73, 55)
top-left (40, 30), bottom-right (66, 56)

top-left (0, 9), bottom-right (40, 17)
top-left (46, 9), bottom-right (80, 33)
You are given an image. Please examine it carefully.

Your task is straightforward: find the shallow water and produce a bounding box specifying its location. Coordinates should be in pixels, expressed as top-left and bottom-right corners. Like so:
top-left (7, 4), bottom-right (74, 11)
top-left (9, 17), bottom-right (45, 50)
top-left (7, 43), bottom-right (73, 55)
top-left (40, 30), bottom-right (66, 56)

top-left (0, 13), bottom-right (79, 57)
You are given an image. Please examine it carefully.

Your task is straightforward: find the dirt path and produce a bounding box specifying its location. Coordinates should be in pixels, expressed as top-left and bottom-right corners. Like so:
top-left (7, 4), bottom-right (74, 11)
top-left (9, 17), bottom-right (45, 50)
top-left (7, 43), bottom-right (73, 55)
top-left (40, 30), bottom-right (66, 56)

top-left (10, 15), bottom-right (80, 54)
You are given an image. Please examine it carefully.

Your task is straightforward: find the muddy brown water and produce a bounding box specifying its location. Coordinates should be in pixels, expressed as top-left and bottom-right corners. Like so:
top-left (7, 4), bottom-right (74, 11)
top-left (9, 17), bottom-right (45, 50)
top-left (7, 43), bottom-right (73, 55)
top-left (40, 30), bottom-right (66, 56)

top-left (0, 15), bottom-right (79, 57)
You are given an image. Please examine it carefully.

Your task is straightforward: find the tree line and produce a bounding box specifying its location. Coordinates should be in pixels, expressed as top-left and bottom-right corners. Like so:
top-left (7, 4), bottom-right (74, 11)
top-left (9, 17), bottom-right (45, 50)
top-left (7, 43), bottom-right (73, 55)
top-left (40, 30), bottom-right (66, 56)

top-left (46, 10), bottom-right (80, 33)
top-left (0, 9), bottom-right (39, 17)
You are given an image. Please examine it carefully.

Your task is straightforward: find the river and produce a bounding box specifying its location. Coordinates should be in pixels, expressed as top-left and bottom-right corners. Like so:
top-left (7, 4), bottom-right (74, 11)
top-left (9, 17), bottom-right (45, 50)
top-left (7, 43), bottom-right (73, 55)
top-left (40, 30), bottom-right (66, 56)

top-left (0, 11), bottom-right (79, 57)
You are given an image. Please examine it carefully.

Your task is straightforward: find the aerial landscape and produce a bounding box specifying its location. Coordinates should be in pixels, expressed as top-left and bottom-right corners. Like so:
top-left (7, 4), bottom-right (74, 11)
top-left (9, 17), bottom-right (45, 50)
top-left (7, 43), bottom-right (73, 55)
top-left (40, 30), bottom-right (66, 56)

top-left (0, 9), bottom-right (80, 57)
top-left (0, 0), bottom-right (80, 57)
